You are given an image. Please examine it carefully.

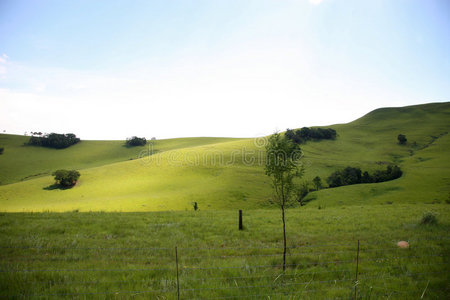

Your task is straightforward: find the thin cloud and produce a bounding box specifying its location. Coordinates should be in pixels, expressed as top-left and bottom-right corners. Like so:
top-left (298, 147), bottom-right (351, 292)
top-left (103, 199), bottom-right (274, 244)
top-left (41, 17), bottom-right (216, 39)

top-left (0, 53), bottom-right (8, 63)
top-left (309, 0), bottom-right (323, 5)
top-left (0, 54), bottom-right (8, 76)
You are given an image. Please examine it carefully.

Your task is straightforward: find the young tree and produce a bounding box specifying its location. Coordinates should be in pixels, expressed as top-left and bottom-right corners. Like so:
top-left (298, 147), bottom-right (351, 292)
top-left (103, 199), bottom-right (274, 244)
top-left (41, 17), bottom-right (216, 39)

top-left (265, 132), bottom-right (303, 271)
top-left (312, 176), bottom-right (322, 190)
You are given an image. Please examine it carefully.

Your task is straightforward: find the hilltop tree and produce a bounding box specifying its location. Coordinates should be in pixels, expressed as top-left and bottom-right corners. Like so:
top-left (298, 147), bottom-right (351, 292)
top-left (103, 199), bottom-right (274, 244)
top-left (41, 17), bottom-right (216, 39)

top-left (265, 132), bottom-right (303, 271)
top-left (126, 136), bottom-right (147, 146)
top-left (28, 133), bottom-right (80, 149)
top-left (398, 134), bottom-right (407, 145)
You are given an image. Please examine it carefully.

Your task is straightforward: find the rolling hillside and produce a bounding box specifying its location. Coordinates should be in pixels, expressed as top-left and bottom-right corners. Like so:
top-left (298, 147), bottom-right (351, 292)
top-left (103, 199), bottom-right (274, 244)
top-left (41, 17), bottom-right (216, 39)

top-left (0, 135), bottom-right (242, 185)
top-left (0, 102), bottom-right (448, 212)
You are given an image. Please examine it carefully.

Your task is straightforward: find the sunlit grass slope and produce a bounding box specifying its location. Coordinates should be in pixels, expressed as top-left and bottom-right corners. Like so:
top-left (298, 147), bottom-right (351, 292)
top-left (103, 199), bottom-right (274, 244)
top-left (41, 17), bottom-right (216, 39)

top-left (300, 102), bottom-right (450, 206)
top-left (0, 138), bottom-right (270, 211)
top-left (0, 102), bottom-right (448, 212)
top-left (0, 135), bottom-right (242, 185)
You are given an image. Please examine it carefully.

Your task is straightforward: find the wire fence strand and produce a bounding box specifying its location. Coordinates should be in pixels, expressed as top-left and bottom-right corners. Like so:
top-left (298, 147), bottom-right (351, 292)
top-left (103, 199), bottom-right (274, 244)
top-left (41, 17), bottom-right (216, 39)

top-left (0, 240), bottom-right (447, 299)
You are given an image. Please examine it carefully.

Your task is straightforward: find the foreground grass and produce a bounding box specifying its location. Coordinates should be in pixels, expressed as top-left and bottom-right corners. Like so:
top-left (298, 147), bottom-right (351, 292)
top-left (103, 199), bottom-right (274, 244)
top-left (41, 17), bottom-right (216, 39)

top-left (0, 204), bottom-right (448, 299)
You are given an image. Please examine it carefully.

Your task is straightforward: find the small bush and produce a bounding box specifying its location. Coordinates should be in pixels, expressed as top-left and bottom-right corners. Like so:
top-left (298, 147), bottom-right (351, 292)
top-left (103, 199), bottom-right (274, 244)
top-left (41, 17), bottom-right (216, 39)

top-left (420, 212), bottom-right (438, 225)
top-left (0, 147), bottom-right (4, 155)
top-left (398, 134), bottom-right (407, 145)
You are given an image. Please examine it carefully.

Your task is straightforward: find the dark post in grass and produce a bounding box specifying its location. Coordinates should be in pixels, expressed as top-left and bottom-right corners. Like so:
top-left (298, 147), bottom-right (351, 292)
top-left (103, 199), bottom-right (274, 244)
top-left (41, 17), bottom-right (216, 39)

top-left (175, 246), bottom-right (180, 300)
top-left (239, 210), bottom-right (243, 230)
top-left (354, 240), bottom-right (360, 299)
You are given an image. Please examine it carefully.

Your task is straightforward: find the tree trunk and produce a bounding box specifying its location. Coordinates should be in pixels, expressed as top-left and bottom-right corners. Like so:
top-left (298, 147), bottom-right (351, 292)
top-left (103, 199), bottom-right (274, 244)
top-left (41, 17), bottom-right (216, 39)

top-left (282, 204), bottom-right (286, 271)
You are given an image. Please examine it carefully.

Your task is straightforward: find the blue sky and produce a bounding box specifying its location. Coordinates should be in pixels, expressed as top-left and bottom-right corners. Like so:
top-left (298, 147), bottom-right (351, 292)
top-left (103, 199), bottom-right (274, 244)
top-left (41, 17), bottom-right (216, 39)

top-left (0, 0), bottom-right (449, 139)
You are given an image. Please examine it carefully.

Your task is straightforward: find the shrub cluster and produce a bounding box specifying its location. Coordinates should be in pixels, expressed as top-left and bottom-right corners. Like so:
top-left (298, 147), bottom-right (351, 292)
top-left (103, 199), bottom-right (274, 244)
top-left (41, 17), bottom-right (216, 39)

top-left (52, 169), bottom-right (80, 187)
top-left (327, 165), bottom-right (402, 188)
top-left (28, 133), bottom-right (80, 149)
top-left (285, 127), bottom-right (337, 144)
top-left (126, 136), bottom-right (147, 146)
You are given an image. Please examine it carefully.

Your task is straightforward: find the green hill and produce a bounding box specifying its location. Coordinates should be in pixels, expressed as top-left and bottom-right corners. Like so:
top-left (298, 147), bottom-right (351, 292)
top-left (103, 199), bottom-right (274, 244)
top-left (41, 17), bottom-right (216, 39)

top-left (0, 102), bottom-right (448, 212)
top-left (0, 135), bottom-right (242, 185)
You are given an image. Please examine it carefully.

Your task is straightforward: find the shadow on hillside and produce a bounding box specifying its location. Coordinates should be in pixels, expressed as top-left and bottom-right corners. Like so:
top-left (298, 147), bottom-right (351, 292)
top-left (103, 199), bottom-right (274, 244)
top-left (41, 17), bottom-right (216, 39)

top-left (122, 144), bottom-right (140, 148)
top-left (43, 184), bottom-right (72, 191)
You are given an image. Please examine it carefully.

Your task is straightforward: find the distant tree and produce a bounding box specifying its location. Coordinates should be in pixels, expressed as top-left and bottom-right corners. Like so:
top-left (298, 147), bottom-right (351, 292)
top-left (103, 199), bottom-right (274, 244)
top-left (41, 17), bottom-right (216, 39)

top-left (28, 133), bottom-right (80, 149)
top-left (327, 171), bottom-right (344, 188)
top-left (285, 127), bottom-right (337, 145)
top-left (52, 169), bottom-right (80, 187)
top-left (284, 129), bottom-right (296, 141)
top-left (398, 134), bottom-right (407, 145)
top-left (342, 167), bottom-right (362, 185)
top-left (295, 181), bottom-right (310, 206)
top-left (327, 165), bottom-right (402, 188)
top-left (312, 176), bottom-right (322, 190)
top-left (361, 171), bottom-right (373, 183)
top-left (0, 147), bottom-right (4, 155)
top-left (265, 132), bottom-right (303, 271)
top-left (126, 136), bottom-right (147, 146)
top-left (151, 137), bottom-right (156, 141)
top-left (389, 165), bottom-right (403, 179)
top-left (373, 165), bottom-right (402, 183)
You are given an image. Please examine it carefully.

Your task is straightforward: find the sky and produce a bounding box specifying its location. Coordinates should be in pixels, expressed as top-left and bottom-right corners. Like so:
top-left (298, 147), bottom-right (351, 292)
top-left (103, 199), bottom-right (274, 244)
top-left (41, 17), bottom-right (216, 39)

top-left (0, 0), bottom-right (449, 140)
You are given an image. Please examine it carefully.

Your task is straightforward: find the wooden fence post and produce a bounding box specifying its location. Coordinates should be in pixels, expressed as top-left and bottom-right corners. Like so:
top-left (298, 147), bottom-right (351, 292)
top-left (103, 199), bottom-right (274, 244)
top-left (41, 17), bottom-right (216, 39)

top-left (354, 240), bottom-right (360, 299)
top-left (175, 246), bottom-right (180, 300)
top-left (239, 210), bottom-right (243, 230)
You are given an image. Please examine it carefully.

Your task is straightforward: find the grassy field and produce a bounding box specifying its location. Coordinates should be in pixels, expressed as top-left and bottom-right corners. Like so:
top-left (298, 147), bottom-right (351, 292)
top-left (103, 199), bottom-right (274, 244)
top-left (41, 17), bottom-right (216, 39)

top-left (0, 102), bottom-right (449, 298)
top-left (0, 102), bottom-right (449, 212)
top-left (0, 205), bottom-right (448, 299)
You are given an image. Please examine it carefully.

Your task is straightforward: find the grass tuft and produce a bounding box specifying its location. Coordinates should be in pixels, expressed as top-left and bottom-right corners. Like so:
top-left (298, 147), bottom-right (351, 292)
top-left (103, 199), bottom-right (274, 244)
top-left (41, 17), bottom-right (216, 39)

top-left (420, 212), bottom-right (438, 225)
